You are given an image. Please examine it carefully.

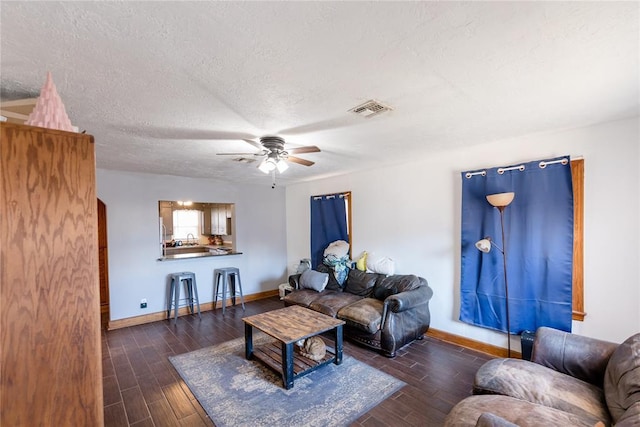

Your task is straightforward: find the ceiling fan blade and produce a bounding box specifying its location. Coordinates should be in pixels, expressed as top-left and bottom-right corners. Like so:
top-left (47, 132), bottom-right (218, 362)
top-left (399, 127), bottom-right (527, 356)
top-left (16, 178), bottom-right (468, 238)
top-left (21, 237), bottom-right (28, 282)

top-left (242, 138), bottom-right (265, 150)
top-left (287, 156), bottom-right (315, 167)
top-left (216, 152), bottom-right (261, 156)
top-left (287, 145), bottom-right (321, 155)
top-left (113, 125), bottom-right (257, 141)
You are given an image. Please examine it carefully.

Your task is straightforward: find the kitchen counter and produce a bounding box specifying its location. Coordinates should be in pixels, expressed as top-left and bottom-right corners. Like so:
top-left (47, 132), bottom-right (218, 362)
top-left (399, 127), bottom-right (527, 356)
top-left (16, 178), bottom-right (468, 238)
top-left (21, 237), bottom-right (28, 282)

top-left (159, 244), bottom-right (240, 261)
top-left (157, 251), bottom-right (242, 261)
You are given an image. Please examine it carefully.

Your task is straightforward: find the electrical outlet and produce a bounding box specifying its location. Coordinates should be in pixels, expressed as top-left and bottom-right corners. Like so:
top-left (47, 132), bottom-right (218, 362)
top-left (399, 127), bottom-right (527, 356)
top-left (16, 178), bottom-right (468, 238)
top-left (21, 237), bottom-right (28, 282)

top-left (140, 298), bottom-right (147, 309)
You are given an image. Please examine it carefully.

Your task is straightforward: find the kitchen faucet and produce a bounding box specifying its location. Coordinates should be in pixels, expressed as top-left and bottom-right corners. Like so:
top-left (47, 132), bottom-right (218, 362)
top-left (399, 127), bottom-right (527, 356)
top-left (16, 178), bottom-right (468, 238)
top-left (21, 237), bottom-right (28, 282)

top-left (186, 233), bottom-right (196, 245)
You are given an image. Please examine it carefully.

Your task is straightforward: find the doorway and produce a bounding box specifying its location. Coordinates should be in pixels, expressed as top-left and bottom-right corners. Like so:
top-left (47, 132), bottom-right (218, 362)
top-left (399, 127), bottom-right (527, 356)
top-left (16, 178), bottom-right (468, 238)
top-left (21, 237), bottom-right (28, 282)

top-left (98, 199), bottom-right (110, 329)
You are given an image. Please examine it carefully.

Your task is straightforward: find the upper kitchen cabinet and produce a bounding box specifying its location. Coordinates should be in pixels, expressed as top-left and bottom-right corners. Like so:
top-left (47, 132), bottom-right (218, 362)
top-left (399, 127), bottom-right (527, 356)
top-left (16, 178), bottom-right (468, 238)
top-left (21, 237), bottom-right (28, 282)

top-left (201, 205), bottom-right (212, 236)
top-left (211, 203), bottom-right (233, 235)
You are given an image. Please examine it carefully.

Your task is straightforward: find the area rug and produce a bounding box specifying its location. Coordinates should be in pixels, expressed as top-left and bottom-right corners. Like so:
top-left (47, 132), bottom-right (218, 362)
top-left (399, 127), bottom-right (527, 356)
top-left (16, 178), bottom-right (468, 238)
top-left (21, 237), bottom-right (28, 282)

top-left (169, 335), bottom-right (405, 427)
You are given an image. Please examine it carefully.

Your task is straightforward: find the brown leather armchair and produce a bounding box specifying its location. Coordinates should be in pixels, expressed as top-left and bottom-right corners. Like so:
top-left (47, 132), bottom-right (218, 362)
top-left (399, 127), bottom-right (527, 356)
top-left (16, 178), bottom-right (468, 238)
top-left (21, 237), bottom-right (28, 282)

top-left (445, 327), bottom-right (640, 426)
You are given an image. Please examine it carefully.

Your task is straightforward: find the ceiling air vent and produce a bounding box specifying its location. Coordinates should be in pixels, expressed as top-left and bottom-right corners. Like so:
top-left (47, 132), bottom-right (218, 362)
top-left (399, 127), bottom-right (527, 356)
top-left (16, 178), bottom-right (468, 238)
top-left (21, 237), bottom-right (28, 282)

top-left (349, 99), bottom-right (392, 118)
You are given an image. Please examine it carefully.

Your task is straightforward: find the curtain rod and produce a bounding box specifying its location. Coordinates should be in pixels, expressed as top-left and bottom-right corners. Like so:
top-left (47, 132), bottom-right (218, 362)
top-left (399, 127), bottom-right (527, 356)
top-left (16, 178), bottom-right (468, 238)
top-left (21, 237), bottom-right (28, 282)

top-left (312, 191), bottom-right (350, 200)
top-left (465, 156), bottom-right (577, 179)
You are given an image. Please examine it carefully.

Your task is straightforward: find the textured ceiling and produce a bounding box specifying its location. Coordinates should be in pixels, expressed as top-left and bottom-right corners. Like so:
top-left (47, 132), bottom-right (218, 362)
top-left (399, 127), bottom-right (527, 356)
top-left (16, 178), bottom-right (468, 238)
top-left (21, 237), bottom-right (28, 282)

top-left (1, 2), bottom-right (638, 186)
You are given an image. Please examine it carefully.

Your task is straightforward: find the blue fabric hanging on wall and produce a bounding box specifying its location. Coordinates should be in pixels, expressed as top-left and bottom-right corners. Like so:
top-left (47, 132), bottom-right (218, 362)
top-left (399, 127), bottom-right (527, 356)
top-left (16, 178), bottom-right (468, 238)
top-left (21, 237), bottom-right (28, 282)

top-left (310, 194), bottom-right (348, 269)
top-left (460, 156), bottom-right (574, 334)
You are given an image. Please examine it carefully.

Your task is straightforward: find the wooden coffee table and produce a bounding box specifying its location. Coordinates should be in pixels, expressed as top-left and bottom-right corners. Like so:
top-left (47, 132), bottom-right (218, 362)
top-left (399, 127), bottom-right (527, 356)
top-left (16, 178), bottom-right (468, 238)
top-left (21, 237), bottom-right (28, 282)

top-left (243, 305), bottom-right (345, 389)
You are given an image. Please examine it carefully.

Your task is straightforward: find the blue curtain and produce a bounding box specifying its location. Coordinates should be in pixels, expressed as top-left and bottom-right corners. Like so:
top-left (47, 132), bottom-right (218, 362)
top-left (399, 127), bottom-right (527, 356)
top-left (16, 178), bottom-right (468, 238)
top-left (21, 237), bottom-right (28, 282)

top-left (310, 194), bottom-right (348, 269)
top-left (460, 156), bottom-right (574, 334)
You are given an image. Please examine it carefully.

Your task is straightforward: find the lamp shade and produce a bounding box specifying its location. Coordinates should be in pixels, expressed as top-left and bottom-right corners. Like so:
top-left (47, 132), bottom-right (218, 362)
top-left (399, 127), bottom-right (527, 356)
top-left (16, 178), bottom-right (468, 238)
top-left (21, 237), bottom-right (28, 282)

top-left (276, 158), bottom-right (289, 173)
top-left (486, 192), bottom-right (515, 207)
top-left (258, 158), bottom-right (277, 174)
top-left (475, 238), bottom-right (492, 253)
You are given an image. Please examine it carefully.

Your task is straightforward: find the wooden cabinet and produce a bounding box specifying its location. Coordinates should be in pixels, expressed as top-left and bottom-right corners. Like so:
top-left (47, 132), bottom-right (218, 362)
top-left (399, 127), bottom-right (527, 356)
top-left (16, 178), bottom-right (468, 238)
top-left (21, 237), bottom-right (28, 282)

top-left (159, 201), bottom-right (173, 238)
top-left (201, 205), bottom-right (212, 235)
top-left (1, 123), bottom-right (103, 425)
top-left (212, 204), bottom-right (223, 235)
top-left (211, 204), bottom-right (231, 235)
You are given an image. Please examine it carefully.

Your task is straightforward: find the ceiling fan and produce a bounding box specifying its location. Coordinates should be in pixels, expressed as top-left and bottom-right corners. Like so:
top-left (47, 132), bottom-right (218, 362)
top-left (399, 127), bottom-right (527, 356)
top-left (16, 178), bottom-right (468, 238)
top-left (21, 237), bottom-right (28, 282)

top-left (216, 136), bottom-right (321, 174)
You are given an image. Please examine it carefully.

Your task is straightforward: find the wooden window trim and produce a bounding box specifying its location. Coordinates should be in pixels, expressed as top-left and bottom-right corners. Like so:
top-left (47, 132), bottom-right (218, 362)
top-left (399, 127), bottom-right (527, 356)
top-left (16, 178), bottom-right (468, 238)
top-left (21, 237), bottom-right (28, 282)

top-left (572, 159), bottom-right (585, 321)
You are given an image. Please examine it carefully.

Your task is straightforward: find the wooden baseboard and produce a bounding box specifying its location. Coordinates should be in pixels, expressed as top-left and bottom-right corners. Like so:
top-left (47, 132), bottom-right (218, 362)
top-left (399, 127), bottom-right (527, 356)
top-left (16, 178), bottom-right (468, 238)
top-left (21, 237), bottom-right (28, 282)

top-left (109, 295), bottom-right (521, 360)
top-left (107, 289), bottom-right (279, 330)
top-left (426, 328), bottom-right (522, 359)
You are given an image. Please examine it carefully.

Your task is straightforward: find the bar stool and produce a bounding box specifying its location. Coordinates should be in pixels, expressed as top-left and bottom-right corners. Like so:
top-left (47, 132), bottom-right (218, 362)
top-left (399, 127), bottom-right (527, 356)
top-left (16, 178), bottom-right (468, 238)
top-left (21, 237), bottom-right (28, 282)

top-left (167, 271), bottom-right (201, 325)
top-left (213, 267), bottom-right (245, 313)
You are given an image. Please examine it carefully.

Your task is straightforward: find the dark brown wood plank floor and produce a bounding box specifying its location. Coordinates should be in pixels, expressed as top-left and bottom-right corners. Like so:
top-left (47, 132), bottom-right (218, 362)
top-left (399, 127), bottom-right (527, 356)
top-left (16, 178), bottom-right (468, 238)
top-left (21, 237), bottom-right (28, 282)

top-left (102, 296), bottom-right (493, 426)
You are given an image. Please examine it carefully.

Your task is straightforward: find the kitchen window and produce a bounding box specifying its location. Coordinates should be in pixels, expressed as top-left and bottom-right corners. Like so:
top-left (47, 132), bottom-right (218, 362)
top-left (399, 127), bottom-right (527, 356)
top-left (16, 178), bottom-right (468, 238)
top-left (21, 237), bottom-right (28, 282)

top-left (172, 209), bottom-right (200, 240)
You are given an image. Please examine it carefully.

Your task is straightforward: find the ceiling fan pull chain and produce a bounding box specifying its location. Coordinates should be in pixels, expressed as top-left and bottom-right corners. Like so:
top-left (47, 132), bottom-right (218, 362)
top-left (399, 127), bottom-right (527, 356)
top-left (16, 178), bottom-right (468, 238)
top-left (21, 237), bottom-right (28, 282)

top-left (271, 170), bottom-right (277, 189)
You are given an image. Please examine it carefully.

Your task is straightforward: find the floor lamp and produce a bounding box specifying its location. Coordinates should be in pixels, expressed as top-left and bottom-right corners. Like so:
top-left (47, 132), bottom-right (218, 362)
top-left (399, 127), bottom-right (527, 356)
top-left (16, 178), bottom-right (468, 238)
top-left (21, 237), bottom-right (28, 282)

top-left (475, 192), bottom-right (515, 357)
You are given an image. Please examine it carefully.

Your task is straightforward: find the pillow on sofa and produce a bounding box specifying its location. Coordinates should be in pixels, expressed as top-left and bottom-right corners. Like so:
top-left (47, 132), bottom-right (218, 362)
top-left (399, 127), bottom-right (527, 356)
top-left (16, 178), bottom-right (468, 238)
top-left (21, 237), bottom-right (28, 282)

top-left (603, 332), bottom-right (640, 423)
top-left (316, 264), bottom-right (342, 291)
top-left (344, 269), bottom-right (377, 296)
top-left (300, 269), bottom-right (329, 292)
top-left (324, 240), bottom-right (350, 258)
top-left (355, 252), bottom-right (368, 271)
top-left (366, 252), bottom-right (395, 275)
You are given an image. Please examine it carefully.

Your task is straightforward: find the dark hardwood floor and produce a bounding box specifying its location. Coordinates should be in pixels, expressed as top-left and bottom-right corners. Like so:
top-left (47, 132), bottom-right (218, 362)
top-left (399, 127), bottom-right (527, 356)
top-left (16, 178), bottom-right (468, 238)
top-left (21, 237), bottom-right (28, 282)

top-left (102, 296), bottom-right (492, 426)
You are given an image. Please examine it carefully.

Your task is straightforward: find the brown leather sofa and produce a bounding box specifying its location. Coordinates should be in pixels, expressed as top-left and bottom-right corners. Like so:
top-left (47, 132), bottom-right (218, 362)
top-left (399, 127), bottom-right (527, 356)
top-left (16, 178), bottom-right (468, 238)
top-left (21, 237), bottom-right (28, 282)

top-left (445, 327), bottom-right (640, 426)
top-left (284, 265), bottom-right (433, 357)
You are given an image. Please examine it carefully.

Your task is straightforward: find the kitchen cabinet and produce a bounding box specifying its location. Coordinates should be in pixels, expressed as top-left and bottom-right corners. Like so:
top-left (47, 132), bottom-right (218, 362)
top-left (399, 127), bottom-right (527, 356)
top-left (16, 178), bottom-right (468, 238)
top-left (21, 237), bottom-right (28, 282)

top-left (159, 201), bottom-right (173, 238)
top-left (1, 122), bottom-right (103, 425)
top-left (211, 204), bottom-right (225, 235)
top-left (225, 204), bottom-right (233, 235)
top-left (201, 205), bottom-right (212, 235)
top-left (211, 203), bottom-right (232, 235)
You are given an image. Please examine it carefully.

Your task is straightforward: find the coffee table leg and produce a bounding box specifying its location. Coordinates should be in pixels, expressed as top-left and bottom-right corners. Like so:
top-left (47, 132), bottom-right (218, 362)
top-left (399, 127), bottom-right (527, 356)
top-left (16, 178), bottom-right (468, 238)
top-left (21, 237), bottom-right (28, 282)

top-left (281, 342), bottom-right (294, 390)
top-left (244, 323), bottom-right (253, 360)
top-left (334, 325), bottom-right (343, 365)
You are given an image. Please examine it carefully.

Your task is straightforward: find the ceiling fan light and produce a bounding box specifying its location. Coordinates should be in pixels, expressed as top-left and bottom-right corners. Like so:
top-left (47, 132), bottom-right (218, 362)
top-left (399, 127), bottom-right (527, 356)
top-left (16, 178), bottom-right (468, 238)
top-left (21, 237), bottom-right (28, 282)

top-left (276, 158), bottom-right (289, 173)
top-left (259, 158), bottom-right (277, 174)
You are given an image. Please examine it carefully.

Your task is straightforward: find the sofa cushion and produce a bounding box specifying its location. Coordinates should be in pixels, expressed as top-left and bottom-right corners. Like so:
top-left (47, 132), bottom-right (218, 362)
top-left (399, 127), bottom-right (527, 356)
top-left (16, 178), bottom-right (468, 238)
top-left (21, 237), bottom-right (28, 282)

top-left (603, 333), bottom-right (640, 423)
top-left (531, 326), bottom-right (617, 388)
top-left (299, 269), bottom-right (329, 292)
top-left (337, 298), bottom-right (383, 334)
top-left (444, 395), bottom-right (605, 427)
top-left (283, 289), bottom-right (336, 308)
top-left (309, 292), bottom-right (363, 318)
top-left (315, 264), bottom-right (343, 291)
top-left (372, 274), bottom-right (421, 300)
top-left (473, 358), bottom-right (611, 424)
top-left (343, 269), bottom-right (377, 297)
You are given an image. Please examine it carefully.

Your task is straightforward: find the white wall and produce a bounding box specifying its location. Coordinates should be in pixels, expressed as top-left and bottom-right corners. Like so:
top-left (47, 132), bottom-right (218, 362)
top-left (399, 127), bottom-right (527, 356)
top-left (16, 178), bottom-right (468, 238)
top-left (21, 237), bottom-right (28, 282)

top-left (97, 170), bottom-right (288, 321)
top-left (286, 117), bottom-right (640, 348)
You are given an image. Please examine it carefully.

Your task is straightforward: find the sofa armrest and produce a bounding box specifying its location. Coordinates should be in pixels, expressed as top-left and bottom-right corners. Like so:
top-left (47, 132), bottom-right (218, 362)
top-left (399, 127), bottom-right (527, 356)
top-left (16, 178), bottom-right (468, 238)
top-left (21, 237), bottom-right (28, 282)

top-left (475, 413), bottom-right (519, 427)
top-left (288, 274), bottom-right (302, 290)
top-left (385, 285), bottom-right (433, 313)
top-left (531, 326), bottom-right (618, 388)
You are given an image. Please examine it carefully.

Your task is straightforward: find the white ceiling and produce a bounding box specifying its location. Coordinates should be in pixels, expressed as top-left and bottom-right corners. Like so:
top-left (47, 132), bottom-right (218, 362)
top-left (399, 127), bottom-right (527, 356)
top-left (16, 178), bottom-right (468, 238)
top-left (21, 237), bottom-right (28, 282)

top-left (1, 2), bottom-right (638, 186)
